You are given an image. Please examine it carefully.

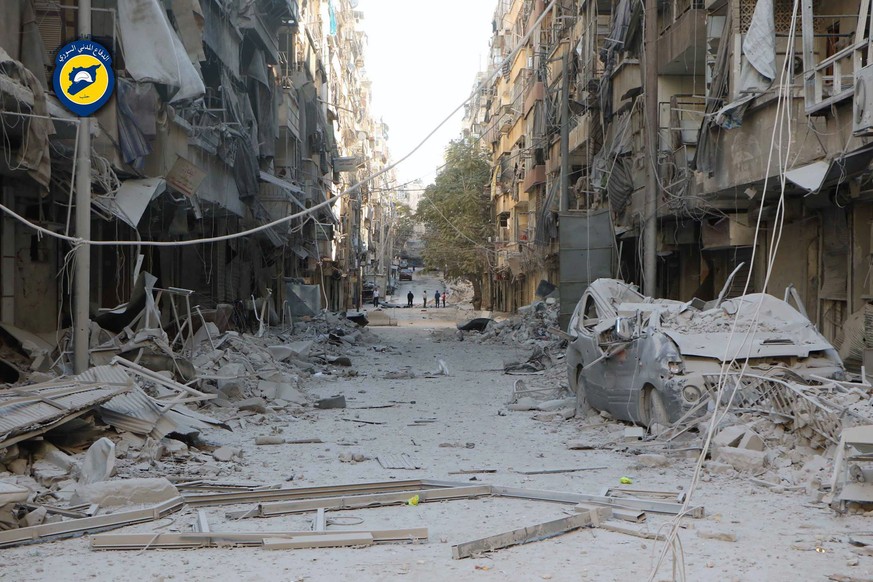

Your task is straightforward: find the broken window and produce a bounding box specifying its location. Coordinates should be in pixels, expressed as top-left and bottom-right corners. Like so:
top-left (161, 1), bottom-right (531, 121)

top-left (582, 295), bottom-right (600, 331)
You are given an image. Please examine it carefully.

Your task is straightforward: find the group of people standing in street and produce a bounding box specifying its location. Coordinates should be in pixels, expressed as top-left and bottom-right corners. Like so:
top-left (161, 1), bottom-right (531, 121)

top-left (405, 290), bottom-right (447, 308)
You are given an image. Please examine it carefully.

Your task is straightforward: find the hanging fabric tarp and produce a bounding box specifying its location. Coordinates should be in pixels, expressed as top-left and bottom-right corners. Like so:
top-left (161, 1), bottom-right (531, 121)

top-left (713, 0), bottom-right (776, 128)
top-left (118, 0), bottom-right (205, 103)
top-left (116, 78), bottom-right (158, 169)
top-left (0, 46), bottom-right (53, 194)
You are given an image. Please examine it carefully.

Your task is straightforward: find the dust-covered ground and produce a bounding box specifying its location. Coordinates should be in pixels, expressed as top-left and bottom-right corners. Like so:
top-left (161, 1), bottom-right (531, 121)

top-left (2, 273), bottom-right (870, 582)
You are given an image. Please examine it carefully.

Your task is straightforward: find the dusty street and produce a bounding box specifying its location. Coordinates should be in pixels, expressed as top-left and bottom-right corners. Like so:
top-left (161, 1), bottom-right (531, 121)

top-left (0, 273), bottom-right (869, 581)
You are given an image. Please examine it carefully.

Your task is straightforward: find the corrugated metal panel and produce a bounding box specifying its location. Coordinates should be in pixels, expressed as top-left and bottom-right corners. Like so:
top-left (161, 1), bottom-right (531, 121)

top-left (99, 376), bottom-right (226, 438)
top-left (99, 387), bottom-right (179, 439)
top-left (0, 366), bottom-right (133, 444)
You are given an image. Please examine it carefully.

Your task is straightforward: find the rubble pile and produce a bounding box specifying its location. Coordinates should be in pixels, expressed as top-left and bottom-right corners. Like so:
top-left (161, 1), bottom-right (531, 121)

top-left (0, 278), bottom-right (376, 536)
top-left (466, 299), bottom-right (561, 347)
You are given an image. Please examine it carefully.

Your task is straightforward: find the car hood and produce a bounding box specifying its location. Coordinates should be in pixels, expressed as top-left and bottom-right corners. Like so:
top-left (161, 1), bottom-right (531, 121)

top-left (657, 294), bottom-right (835, 361)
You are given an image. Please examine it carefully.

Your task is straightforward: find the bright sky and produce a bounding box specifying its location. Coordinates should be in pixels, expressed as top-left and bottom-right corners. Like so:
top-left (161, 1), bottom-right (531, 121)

top-left (357, 0), bottom-right (496, 188)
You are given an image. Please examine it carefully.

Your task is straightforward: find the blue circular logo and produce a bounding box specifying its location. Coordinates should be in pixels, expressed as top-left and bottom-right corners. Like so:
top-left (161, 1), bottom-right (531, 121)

top-left (53, 40), bottom-right (115, 117)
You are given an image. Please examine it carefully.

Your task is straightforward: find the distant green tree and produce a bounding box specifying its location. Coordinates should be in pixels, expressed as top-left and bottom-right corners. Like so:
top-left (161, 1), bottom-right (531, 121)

top-left (393, 203), bottom-right (415, 253)
top-left (416, 138), bottom-right (492, 308)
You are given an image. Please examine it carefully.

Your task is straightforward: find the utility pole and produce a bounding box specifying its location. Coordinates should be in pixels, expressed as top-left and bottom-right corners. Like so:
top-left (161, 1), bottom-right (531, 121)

top-left (643, 0), bottom-right (659, 296)
top-left (74, 0), bottom-right (92, 373)
top-left (559, 49), bottom-right (569, 213)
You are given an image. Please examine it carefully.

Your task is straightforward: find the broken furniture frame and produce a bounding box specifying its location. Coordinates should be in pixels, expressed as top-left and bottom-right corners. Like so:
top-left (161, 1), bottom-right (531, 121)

top-left (155, 286), bottom-right (195, 356)
top-left (0, 497), bottom-right (184, 548)
top-left (0, 478), bottom-right (702, 554)
top-left (91, 527), bottom-right (429, 550)
top-left (829, 424), bottom-right (873, 512)
top-left (151, 479), bottom-right (699, 557)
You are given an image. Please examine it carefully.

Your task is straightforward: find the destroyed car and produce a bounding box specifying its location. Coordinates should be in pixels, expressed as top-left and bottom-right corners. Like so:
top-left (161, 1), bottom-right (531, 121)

top-left (567, 278), bottom-right (844, 428)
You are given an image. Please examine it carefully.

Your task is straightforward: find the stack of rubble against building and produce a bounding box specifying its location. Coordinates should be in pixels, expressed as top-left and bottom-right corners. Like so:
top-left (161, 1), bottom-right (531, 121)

top-left (0, 272), bottom-right (375, 534)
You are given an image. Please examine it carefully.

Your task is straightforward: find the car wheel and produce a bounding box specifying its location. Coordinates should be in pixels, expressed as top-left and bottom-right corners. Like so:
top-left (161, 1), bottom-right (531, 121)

top-left (642, 386), bottom-right (669, 430)
top-left (575, 367), bottom-right (591, 415)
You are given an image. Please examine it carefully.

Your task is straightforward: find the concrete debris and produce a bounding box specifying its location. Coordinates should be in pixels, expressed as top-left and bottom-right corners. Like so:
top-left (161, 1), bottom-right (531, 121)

top-left (0, 483), bottom-right (29, 505)
top-left (715, 447), bottom-right (767, 472)
top-left (315, 395), bottom-right (347, 409)
top-left (212, 446), bottom-right (242, 462)
top-left (338, 453), bottom-right (370, 463)
top-left (78, 438), bottom-right (116, 485)
top-left (71, 477), bottom-right (180, 507)
top-left (236, 397), bottom-right (269, 414)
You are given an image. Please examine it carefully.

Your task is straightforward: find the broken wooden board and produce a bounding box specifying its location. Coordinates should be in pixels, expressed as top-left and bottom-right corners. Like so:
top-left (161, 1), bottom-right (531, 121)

top-left (262, 532), bottom-right (374, 550)
top-left (184, 479), bottom-right (438, 507)
top-left (377, 453), bottom-right (422, 470)
top-left (452, 510), bottom-right (601, 560)
top-left (0, 497), bottom-right (184, 548)
top-left (600, 521), bottom-right (666, 541)
top-left (91, 528), bottom-right (429, 550)
top-left (228, 485), bottom-right (492, 519)
top-left (491, 486), bottom-right (704, 518)
top-left (514, 467), bottom-right (606, 475)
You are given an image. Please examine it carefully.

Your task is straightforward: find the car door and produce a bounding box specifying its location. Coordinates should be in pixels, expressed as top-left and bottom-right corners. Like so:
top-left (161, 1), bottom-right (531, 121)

top-left (598, 322), bottom-right (643, 422)
top-left (571, 292), bottom-right (609, 410)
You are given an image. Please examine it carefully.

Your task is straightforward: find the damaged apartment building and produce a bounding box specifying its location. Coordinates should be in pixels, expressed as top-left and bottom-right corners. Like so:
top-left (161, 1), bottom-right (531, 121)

top-left (469, 0), bottom-right (873, 356)
top-left (0, 0), bottom-right (392, 347)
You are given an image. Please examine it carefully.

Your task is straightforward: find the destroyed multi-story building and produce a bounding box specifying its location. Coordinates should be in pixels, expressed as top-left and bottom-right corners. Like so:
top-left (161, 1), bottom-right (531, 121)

top-left (471, 0), bottom-right (873, 353)
top-left (0, 0), bottom-right (393, 346)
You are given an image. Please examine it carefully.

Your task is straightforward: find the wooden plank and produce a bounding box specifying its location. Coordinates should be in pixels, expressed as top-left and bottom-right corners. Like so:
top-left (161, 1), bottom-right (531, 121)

top-left (600, 521), bottom-right (666, 541)
top-left (314, 508), bottom-right (326, 532)
top-left (608, 508), bottom-right (647, 523)
top-left (515, 467), bottom-right (606, 475)
top-left (491, 486), bottom-right (703, 518)
top-left (184, 479), bottom-right (432, 507)
top-left (237, 485), bottom-right (492, 519)
top-left (452, 511), bottom-right (594, 560)
top-left (91, 528), bottom-right (429, 550)
top-left (262, 532), bottom-right (373, 550)
top-left (194, 510), bottom-right (210, 533)
top-left (0, 497), bottom-right (184, 548)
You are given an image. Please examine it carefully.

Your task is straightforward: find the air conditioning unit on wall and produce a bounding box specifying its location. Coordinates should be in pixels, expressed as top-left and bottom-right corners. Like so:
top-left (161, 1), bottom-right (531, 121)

top-left (854, 64), bottom-right (873, 135)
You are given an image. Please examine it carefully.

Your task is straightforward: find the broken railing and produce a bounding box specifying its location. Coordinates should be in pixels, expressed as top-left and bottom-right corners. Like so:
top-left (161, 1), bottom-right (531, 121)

top-left (702, 371), bottom-right (872, 444)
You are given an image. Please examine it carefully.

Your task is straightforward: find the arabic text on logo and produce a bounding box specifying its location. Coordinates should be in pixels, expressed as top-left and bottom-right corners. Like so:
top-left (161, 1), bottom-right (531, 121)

top-left (53, 40), bottom-right (114, 116)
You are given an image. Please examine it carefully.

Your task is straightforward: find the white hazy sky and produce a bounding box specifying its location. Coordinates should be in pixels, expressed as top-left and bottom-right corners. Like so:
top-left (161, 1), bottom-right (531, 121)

top-left (357, 0), bottom-right (496, 187)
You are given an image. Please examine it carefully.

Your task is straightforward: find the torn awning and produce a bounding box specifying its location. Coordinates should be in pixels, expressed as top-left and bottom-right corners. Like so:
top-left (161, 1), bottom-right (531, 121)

top-left (784, 143), bottom-right (873, 194)
top-left (259, 171), bottom-right (306, 210)
top-left (93, 177), bottom-right (166, 228)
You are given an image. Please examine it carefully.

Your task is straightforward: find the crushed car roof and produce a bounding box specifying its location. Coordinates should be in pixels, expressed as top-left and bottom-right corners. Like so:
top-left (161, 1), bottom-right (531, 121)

top-left (589, 280), bottom-right (835, 361)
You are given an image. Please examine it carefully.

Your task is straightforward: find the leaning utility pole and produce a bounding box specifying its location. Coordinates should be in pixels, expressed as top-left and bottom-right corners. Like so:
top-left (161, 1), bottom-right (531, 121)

top-left (642, 0), bottom-right (659, 296)
top-left (74, 0), bottom-right (92, 373)
top-left (559, 49), bottom-right (570, 213)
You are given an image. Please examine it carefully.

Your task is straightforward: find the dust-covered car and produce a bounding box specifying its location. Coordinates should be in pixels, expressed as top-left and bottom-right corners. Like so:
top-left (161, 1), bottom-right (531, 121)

top-left (399, 269), bottom-right (413, 281)
top-left (566, 278), bottom-right (844, 428)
